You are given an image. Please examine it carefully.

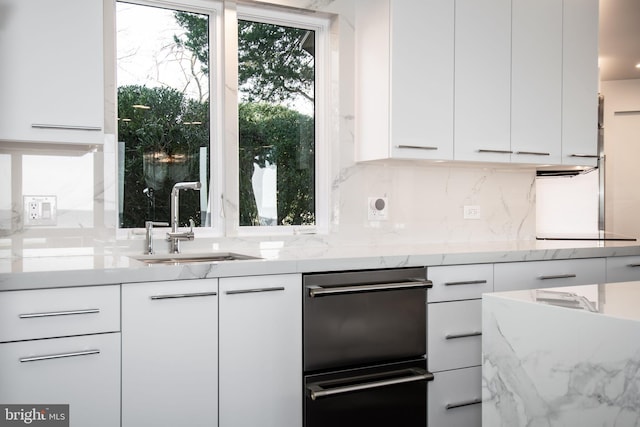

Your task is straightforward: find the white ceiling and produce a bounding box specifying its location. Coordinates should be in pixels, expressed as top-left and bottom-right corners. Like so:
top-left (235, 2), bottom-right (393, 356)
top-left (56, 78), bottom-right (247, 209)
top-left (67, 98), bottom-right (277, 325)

top-left (599, 0), bottom-right (640, 81)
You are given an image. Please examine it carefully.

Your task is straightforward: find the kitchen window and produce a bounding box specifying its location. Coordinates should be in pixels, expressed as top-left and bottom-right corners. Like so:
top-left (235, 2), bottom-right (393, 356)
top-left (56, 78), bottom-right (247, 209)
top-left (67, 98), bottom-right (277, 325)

top-left (115, 1), bottom-right (328, 234)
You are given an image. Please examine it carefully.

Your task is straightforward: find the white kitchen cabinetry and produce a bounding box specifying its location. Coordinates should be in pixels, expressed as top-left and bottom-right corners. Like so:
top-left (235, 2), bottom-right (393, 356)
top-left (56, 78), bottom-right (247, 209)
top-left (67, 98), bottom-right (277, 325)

top-left (454, 0), bottom-right (511, 163)
top-left (219, 274), bottom-right (302, 427)
top-left (122, 279), bottom-right (218, 427)
top-left (510, 0), bottom-right (562, 165)
top-left (562, 0), bottom-right (599, 166)
top-left (426, 264), bottom-right (491, 427)
top-left (606, 256), bottom-right (640, 283)
top-left (0, 0), bottom-right (104, 146)
top-left (355, 0), bottom-right (454, 161)
top-left (494, 258), bottom-right (606, 292)
top-left (0, 285), bottom-right (120, 427)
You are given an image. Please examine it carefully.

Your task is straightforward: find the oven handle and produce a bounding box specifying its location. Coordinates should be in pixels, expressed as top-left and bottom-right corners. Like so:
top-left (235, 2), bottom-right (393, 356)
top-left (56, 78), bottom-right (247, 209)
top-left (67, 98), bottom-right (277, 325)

top-left (307, 368), bottom-right (434, 400)
top-left (307, 280), bottom-right (432, 297)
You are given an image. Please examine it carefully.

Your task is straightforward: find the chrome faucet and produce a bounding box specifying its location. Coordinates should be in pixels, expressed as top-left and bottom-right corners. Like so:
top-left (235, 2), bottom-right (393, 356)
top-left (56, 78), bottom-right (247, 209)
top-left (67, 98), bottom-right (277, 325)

top-left (144, 221), bottom-right (169, 255)
top-left (166, 181), bottom-right (201, 253)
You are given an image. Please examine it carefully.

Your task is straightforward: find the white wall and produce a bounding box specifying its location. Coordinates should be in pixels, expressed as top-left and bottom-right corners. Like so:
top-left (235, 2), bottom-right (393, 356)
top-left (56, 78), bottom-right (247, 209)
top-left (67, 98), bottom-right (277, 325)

top-left (600, 79), bottom-right (640, 239)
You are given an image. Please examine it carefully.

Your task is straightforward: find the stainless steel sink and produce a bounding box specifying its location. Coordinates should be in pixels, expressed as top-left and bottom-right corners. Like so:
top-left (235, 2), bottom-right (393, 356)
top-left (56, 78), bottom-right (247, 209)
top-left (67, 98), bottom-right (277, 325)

top-left (130, 252), bottom-right (261, 264)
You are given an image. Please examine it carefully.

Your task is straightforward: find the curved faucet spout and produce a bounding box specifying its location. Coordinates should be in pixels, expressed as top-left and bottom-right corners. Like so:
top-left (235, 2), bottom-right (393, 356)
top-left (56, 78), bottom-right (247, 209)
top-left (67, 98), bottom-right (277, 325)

top-left (168, 181), bottom-right (202, 253)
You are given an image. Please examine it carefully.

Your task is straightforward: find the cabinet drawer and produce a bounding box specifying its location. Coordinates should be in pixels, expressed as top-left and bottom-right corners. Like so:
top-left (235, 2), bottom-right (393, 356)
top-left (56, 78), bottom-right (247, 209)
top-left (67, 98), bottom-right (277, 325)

top-left (0, 333), bottom-right (120, 427)
top-left (428, 366), bottom-right (481, 427)
top-left (0, 285), bottom-right (120, 342)
top-left (606, 256), bottom-right (640, 283)
top-left (494, 258), bottom-right (605, 292)
top-left (427, 264), bottom-right (493, 302)
top-left (428, 299), bottom-right (481, 372)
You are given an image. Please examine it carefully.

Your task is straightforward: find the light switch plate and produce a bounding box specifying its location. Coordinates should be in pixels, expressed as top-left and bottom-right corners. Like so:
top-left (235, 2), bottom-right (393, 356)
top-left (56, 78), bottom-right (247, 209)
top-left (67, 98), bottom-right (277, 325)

top-left (23, 195), bottom-right (57, 226)
top-left (463, 205), bottom-right (481, 220)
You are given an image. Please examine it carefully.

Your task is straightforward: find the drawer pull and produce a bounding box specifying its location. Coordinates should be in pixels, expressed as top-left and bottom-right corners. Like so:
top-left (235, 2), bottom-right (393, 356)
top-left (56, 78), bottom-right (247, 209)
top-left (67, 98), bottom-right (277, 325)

top-left (569, 154), bottom-right (599, 159)
top-left (445, 397), bottom-right (482, 410)
top-left (150, 292), bottom-right (217, 300)
top-left (515, 151), bottom-right (550, 156)
top-left (20, 349), bottom-right (100, 363)
top-left (628, 263), bottom-right (640, 268)
top-left (308, 280), bottom-right (432, 298)
top-left (396, 144), bottom-right (438, 151)
top-left (478, 149), bottom-right (512, 154)
top-left (19, 308), bottom-right (100, 319)
top-left (307, 368), bottom-right (434, 400)
top-left (445, 331), bottom-right (482, 340)
top-left (32, 123), bottom-right (102, 132)
top-left (538, 274), bottom-right (577, 280)
top-left (443, 280), bottom-right (487, 286)
top-left (226, 287), bottom-right (285, 295)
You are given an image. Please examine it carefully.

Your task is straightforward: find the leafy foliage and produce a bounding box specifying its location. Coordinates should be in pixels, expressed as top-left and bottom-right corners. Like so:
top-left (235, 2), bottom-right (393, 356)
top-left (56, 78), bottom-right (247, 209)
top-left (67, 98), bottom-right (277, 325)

top-left (118, 85), bottom-right (209, 228)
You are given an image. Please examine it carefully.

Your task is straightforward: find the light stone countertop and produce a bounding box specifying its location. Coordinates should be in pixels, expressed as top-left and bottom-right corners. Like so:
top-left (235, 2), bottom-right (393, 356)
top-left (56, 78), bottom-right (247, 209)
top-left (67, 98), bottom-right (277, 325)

top-left (1, 239), bottom-right (640, 291)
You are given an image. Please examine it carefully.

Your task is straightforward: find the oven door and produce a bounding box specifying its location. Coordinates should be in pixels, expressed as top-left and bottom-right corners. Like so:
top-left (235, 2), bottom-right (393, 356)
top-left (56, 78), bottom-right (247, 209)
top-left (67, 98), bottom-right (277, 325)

top-left (303, 268), bottom-right (429, 372)
top-left (304, 359), bottom-right (432, 427)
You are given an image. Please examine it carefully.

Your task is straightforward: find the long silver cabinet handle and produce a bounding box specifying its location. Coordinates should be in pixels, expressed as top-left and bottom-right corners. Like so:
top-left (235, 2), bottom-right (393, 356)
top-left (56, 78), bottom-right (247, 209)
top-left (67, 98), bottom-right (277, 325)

top-left (32, 123), bottom-right (102, 132)
top-left (445, 331), bottom-right (482, 340)
top-left (19, 309), bottom-right (100, 319)
top-left (538, 274), bottom-right (577, 280)
top-left (150, 292), bottom-right (217, 300)
top-left (307, 369), bottom-right (434, 400)
top-left (627, 263), bottom-right (640, 268)
top-left (444, 280), bottom-right (487, 286)
top-left (20, 349), bottom-right (100, 363)
top-left (478, 149), bottom-right (512, 154)
top-left (570, 154), bottom-right (599, 158)
top-left (515, 151), bottom-right (550, 156)
top-left (396, 145), bottom-right (438, 151)
top-left (445, 397), bottom-right (482, 410)
top-left (225, 287), bottom-right (285, 295)
top-left (308, 280), bottom-right (432, 298)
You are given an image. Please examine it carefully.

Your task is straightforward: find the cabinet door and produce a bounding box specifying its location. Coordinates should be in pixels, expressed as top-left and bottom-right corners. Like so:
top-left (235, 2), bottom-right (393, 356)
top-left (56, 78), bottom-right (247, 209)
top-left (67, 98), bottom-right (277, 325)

top-left (562, 0), bottom-right (599, 166)
top-left (494, 258), bottom-right (606, 292)
top-left (0, 0), bottom-right (104, 145)
top-left (428, 366), bottom-right (481, 427)
top-left (511, 0), bottom-right (562, 165)
top-left (219, 274), bottom-right (302, 427)
top-left (122, 280), bottom-right (218, 427)
top-left (427, 264), bottom-right (494, 303)
top-left (454, 0), bottom-right (511, 162)
top-left (0, 333), bottom-right (120, 427)
top-left (389, 0), bottom-right (454, 160)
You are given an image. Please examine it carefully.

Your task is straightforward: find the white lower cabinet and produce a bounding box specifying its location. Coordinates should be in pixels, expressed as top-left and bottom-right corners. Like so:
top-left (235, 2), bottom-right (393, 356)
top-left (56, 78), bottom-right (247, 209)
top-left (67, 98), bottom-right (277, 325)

top-left (121, 279), bottom-right (219, 427)
top-left (493, 258), bottom-right (606, 292)
top-left (606, 256), bottom-right (640, 283)
top-left (0, 333), bottom-right (120, 427)
top-left (428, 366), bottom-right (482, 427)
top-left (219, 274), bottom-right (302, 427)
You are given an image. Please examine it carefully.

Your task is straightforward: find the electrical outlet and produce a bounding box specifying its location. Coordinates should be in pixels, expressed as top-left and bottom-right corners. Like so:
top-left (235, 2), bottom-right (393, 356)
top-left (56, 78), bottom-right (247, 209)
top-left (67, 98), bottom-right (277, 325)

top-left (368, 197), bottom-right (388, 221)
top-left (23, 195), bottom-right (57, 226)
top-left (463, 205), bottom-right (481, 220)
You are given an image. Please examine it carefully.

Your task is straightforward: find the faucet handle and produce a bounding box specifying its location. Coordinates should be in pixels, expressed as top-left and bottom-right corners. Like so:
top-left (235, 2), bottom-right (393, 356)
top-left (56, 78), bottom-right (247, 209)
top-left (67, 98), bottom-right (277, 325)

top-left (145, 221), bottom-right (169, 229)
top-left (188, 218), bottom-right (195, 232)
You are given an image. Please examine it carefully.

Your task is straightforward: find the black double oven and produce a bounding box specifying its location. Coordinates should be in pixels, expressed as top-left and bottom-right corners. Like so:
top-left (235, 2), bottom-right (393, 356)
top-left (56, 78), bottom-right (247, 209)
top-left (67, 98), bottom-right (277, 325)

top-left (303, 268), bottom-right (432, 427)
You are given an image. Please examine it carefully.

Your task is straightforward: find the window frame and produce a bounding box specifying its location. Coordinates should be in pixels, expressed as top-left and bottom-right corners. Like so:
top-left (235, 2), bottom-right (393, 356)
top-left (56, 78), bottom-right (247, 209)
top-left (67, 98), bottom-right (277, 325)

top-left (232, 4), bottom-right (330, 236)
top-left (112, 0), bottom-right (329, 239)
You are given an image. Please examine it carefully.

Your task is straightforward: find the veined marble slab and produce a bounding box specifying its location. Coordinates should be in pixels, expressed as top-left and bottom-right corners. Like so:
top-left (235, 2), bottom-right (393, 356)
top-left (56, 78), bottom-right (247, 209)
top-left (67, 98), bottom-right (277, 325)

top-left (483, 282), bottom-right (640, 427)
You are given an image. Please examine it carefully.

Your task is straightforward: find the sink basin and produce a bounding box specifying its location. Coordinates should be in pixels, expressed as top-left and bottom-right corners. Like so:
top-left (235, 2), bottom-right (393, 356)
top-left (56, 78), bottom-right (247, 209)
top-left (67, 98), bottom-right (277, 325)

top-left (130, 252), bottom-right (261, 264)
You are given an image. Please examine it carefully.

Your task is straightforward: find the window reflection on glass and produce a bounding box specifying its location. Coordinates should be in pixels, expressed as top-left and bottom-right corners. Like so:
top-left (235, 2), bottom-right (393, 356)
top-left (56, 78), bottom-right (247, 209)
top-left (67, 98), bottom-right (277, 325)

top-left (116, 2), bottom-right (211, 228)
top-left (238, 19), bottom-right (316, 227)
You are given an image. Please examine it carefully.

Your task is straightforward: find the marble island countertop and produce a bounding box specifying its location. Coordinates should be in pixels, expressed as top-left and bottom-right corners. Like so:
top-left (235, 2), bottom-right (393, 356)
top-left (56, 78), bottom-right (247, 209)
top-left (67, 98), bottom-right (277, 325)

top-left (2, 238), bottom-right (640, 291)
top-left (483, 281), bottom-right (640, 426)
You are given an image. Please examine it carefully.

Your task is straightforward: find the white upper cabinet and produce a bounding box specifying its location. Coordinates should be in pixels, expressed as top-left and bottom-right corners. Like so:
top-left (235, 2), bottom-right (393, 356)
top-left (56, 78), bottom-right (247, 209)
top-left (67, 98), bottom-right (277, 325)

top-left (454, 0), bottom-right (512, 163)
top-left (511, 0), bottom-right (562, 165)
top-left (0, 0), bottom-right (104, 146)
top-left (562, 0), bottom-right (599, 166)
top-left (355, 0), bottom-right (454, 161)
